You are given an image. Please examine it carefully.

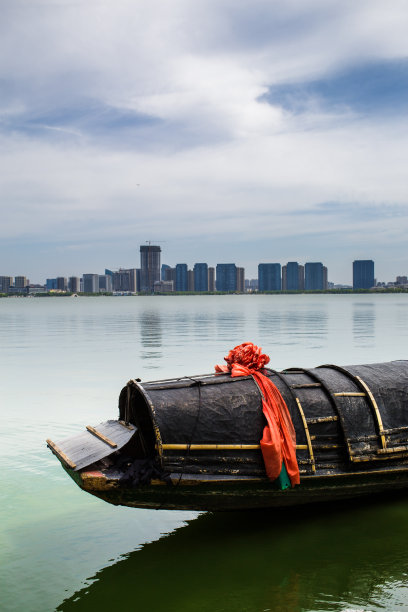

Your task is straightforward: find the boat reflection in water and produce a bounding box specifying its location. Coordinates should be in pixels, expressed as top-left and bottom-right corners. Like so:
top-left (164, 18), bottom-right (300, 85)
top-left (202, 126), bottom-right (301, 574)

top-left (56, 495), bottom-right (408, 611)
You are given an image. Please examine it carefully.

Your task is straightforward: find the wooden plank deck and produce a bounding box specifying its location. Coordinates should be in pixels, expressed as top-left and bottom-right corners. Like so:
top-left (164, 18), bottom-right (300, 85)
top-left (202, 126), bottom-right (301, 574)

top-left (47, 420), bottom-right (137, 471)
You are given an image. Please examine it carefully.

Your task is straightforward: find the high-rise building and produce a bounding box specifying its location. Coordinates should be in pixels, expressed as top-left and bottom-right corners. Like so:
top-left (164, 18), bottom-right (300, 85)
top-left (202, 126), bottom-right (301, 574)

top-left (298, 265), bottom-right (305, 290)
top-left (258, 263), bottom-right (281, 291)
top-left (120, 268), bottom-right (137, 292)
top-left (0, 276), bottom-right (12, 293)
top-left (175, 264), bottom-right (188, 291)
top-left (188, 269), bottom-right (194, 291)
top-left (83, 274), bottom-right (99, 293)
top-left (236, 267), bottom-right (245, 293)
top-left (56, 277), bottom-right (67, 291)
top-left (105, 269), bottom-right (114, 288)
top-left (163, 267), bottom-right (176, 283)
top-left (208, 267), bottom-right (215, 292)
top-left (113, 271), bottom-right (128, 291)
top-left (112, 270), bottom-right (137, 292)
top-left (68, 277), bottom-right (80, 293)
top-left (353, 260), bottom-right (374, 289)
top-left (46, 278), bottom-right (57, 291)
top-left (282, 262), bottom-right (304, 290)
top-left (305, 262), bottom-right (324, 290)
top-left (14, 276), bottom-right (28, 288)
top-left (216, 264), bottom-right (237, 292)
top-left (98, 275), bottom-right (113, 292)
top-left (140, 245), bottom-right (161, 292)
top-left (194, 263), bottom-right (208, 292)
top-left (161, 264), bottom-right (171, 281)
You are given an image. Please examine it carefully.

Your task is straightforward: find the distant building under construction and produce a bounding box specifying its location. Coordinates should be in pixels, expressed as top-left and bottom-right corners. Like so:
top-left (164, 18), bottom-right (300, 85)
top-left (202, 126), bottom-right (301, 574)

top-left (140, 245), bottom-right (161, 292)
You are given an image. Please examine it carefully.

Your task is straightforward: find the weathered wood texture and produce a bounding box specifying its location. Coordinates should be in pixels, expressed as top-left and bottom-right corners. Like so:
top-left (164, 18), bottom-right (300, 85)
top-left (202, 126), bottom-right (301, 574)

top-left (47, 420), bottom-right (137, 471)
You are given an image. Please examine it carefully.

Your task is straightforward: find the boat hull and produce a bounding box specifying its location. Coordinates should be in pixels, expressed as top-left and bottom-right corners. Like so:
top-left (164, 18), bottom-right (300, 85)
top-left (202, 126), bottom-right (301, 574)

top-left (71, 465), bottom-right (408, 511)
top-left (47, 359), bottom-right (408, 511)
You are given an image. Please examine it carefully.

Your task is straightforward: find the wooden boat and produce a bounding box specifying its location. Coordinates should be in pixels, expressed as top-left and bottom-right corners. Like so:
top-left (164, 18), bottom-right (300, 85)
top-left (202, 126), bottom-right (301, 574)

top-left (46, 360), bottom-right (408, 511)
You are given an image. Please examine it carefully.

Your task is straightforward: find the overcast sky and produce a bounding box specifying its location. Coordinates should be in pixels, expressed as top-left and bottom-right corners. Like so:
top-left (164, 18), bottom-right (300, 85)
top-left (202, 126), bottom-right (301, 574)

top-left (1, 0), bottom-right (408, 284)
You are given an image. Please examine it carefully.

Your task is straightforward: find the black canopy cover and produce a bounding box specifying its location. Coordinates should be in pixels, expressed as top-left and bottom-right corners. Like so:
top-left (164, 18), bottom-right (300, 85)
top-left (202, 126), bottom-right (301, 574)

top-left (119, 360), bottom-right (408, 476)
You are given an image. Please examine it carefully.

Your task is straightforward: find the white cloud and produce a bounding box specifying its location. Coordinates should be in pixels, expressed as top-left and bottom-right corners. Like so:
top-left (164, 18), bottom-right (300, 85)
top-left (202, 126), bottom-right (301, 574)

top-left (1, 0), bottom-right (408, 282)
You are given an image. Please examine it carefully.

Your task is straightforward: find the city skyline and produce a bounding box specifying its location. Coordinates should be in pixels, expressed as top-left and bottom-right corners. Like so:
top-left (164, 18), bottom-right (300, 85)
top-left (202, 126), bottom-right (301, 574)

top-left (1, 240), bottom-right (406, 287)
top-left (4, 251), bottom-right (407, 292)
top-left (0, 253), bottom-right (408, 294)
top-left (3, 248), bottom-right (407, 288)
top-left (1, 2), bottom-right (408, 283)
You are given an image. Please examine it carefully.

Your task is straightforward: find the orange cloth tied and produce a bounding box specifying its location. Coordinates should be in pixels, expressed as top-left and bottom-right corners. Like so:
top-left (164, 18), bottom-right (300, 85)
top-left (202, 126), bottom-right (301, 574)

top-left (215, 342), bottom-right (300, 487)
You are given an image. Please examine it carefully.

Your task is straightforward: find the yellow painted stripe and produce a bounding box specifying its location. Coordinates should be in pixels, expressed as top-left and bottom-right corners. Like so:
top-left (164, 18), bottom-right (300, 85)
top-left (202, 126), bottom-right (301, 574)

top-left (377, 446), bottom-right (408, 454)
top-left (355, 376), bottom-right (387, 449)
top-left (333, 392), bottom-right (366, 397)
top-left (159, 443), bottom-right (309, 451)
top-left (295, 398), bottom-right (316, 473)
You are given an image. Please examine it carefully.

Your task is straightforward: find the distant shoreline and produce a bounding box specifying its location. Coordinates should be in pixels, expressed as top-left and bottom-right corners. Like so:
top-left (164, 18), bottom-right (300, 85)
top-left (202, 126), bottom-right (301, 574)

top-left (1, 288), bottom-right (408, 298)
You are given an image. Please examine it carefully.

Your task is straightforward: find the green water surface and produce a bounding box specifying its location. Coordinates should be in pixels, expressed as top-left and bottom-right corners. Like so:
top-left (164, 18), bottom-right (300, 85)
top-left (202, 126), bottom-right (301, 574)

top-left (2, 294), bottom-right (408, 611)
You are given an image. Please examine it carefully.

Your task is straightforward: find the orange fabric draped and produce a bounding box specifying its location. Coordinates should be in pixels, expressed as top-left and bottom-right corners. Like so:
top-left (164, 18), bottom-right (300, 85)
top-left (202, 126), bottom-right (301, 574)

top-left (215, 342), bottom-right (300, 487)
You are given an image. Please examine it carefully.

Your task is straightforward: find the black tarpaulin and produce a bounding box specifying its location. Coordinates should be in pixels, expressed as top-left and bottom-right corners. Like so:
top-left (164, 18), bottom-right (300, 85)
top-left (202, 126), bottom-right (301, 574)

top-left (314, 361), bottom-right (408, 461)
top-left (121, 360), bottom-right (408, 474)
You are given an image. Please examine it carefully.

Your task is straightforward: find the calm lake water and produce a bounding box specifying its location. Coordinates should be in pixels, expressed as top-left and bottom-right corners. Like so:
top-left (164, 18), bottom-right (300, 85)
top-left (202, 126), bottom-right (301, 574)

top-left (2, 294), bottom-right (408, 612)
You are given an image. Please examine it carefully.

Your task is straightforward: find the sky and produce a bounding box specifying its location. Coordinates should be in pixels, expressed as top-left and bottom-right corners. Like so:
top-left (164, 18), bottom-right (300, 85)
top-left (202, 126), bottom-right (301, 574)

top-left (1, 0), bottom-right (408, 284)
